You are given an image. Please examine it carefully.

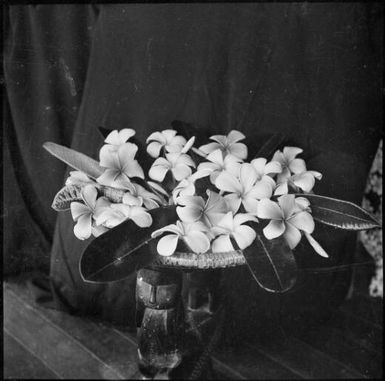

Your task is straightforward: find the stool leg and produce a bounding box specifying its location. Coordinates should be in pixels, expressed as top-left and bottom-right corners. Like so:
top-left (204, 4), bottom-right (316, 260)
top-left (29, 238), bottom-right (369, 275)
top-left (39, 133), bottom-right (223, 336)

top-left (135, 267), bottom-right (184, 379)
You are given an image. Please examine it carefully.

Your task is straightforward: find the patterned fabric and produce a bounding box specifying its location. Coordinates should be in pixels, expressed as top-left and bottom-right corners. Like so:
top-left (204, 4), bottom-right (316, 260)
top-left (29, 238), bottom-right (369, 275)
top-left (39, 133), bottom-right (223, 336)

top-left (360, 140), bottom-right (383, 298)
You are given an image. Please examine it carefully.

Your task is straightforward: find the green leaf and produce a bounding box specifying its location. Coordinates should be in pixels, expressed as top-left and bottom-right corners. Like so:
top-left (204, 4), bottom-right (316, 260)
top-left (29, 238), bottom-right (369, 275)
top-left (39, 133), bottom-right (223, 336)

top-left (242, 224), bottom-right (297, 293)
top-left (80, 205), bottom-right (178, 283)
top-left (295, 194), bottom-right (381, 230)
top-left (43, 142), bottom-right (104, 180)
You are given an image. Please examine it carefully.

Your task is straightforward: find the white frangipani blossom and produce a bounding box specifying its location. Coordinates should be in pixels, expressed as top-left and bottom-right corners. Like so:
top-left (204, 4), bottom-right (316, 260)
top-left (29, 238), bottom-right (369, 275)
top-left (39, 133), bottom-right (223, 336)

top-left (176, 190), bottom-right (228, 227)
top-left (146, 129), bottom-right (187, 158)
top-left (257, 194), bottom-right (328, 257)
top-left (151, 220), bottom-right (210, 256)
top-left (211, 212), bottom-right (258, 252)
top-left (70, 185), bottom-right (110, 240)
top-left (215, 163), bottom-right (274, 214)
top-left (272, 147), bottom-right (307, 179)
top-left (199, 130), bottom-right (248, 160)
top-left (97, 142), bottom-right (144, 187)
top-left (102, 129), bottom-right (136, 152)
top-left (149, 152), bottom-right (196, 182)
top-left (274, 170), bottom-right (322, 195)
top-left (197, 149), bottom-right (242, 184)
top-left (172, 169), bottom-right (211, 202)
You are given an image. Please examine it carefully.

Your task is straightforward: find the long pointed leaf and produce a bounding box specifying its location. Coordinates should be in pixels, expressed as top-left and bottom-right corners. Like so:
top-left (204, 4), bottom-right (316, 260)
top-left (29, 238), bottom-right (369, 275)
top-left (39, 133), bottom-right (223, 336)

top-left (295, 194), bottom-right (381, 230)
top-left (43, 142), bottom-right (104, 179)
top-left (242, 226), bottom-right (297, 293)
top-left (80, 205), bottom-right (177, 283)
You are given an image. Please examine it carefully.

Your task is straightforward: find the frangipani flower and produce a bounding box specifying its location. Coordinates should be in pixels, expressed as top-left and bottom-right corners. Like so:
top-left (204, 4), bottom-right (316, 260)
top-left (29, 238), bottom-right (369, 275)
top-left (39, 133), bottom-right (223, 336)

top-left (70, 185), bottom-right (110, 240)
top-left (257, 194), bottom-right (328, 257)
top-left (151, 220), bottom-right (210, 256)
top-left (172, 169), bottom-right (211, 202)
top-left (215, 163), bottom-right (274, 214)
top-left (274, 170), bottom-right (322, 195)
top-left (97, 142), bottom-right (144, 187)
top-left (250, 158), bottom-right (282, 187)
top-left (176, 190), bottom-right (228, 227)
top-left (199, 130), bottom-right (248, 160)
top-left (197, 149), bottom-right (242, 184)
top-left (149, 152), bottom-right (196, 182)
top-left (103, 129), bottom-right (136, 150)
top-left (123, 183), bottom-right (162, 209)
top-left (211, 212), bottom-right (258, 252)
top-left (146, 129), bottom-right (187, 158)
top-left (94, 203), bottom-right (152, 229)
top-left (272, 147), bottom-right (307, 179)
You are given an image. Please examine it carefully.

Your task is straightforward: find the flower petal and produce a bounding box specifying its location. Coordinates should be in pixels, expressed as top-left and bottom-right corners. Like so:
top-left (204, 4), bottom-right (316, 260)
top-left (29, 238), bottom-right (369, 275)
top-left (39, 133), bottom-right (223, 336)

top-left (292, 172), bottom-right (315, 192)
top-left (216, 211), bottom-right (235, 232)
top-left (206, 149), bottom-right (224, 165)
top-left (172, 165), bottom-right (192, 181)
top-left (304, 232), bottom-right (329, 258)
top-left (184, 231), bottom-right (210, 254)
top-left (228, 142), bottom-right (247, 160)
top-left (263, 220), bottom-right (285, 240)
top-left (122, 192), bottom-right (143, 206)
top-left (96, 169), bottom-right (116, 187)
top-left (240, 163), bottom-right (258, 192)
top-left (274, 181), bottom-right (289, 196)
top-left (247, 181), bottom-right (273, 200)
top-left (71, 202), bottom-right (90, 221)
top-left (99, 147), bottom-right (119, 168)
top-left (308, 170), bottom-right (323, 180)
top-left (227, 130), bottom-right (246, 144)
top-left (149, 164), bottom-right (170, 182)
top-left (81, 185), bottom-right (98, 210)
top-left (73, 214), bottom-right (92, 240)
top-left (277, 194), bottom-right (296, 219)
top-left (283, 223), bottom-right (301, 249)
top-left (283, 146), bottom-right (303, 161)
top-left (224, 193), bottom-right (242, 214)
top-left (234, 213), bottom-right (258, 226)
top-left (212, 234), bottom-right (234, 253)
top-left (147, 141), bottom-right (163, 158)
top-left (215, 172), bottom-right (242, 193)
top-left (157, 234), bottom-right (179, 256)
top-left (176, 206), bottom-right (202, 223)
top-left (288, 211), bottom-right (315, 234)
top-left (129, 207), bottom-right (153, 227)
top-left (289, 158), bottom-right (306, 174)
top-left (123, 159), bottom-right (145, 179)
top-left (146, 131), bottom-right (166, 144)
top-left (181, 136), bottom-right (196, 154)
top-left (242, 197), bottom-right (260, 214)
top-left (233, 225), bottom-right (256, 250)
top-left (264, 160), bottom-right (282, 175)
top-left (257, 199), bottom-right (283, 220)
top-left (250, 158), bottom-right (267, 175)
top-left (199, 142), bottom-right (221, 155)
top-left (152, 223), bottom-right (182, 238)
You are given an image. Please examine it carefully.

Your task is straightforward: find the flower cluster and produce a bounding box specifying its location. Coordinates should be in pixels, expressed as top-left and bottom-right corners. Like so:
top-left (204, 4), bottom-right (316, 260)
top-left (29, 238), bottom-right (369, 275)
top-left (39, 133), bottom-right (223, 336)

top-left (66, 127), bottom-right (327, 258)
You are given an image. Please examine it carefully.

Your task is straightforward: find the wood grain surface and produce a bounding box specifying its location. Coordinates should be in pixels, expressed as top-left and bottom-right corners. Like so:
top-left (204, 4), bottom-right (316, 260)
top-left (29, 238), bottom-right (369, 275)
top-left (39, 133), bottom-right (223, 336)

top-left (3, 277), bottom-right (383, 379)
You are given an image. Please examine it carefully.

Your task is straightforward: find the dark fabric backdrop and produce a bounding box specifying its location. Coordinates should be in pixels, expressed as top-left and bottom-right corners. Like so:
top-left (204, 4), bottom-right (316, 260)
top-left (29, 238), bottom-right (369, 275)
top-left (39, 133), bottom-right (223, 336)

top-left (4, 3), bottom-right (383, 342)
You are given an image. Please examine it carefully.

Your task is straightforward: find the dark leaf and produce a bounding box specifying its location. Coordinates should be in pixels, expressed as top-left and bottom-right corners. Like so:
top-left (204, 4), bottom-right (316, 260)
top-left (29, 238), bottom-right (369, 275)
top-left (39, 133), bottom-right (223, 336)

top-left (253, 132), bottom-right (286, 159)
top-left (80, 205), bottom-right (178, 283)
top-left (242, 225), bottom-right (297, 293)
top-left (296, 194), bottom-right (381, 230)
top-left (43, 142), bottom-right (104, 179)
